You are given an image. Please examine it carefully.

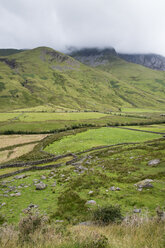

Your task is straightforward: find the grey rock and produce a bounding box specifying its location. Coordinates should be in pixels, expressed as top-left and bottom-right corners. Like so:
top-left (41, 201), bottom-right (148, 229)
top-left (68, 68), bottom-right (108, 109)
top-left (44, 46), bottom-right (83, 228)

top-left (148, 159), bottom-right (160, 166)
top-left (116, 187), bottom-right (121, 191)
top-left (51, 181), bottom-right (57, 187)
top-left (41, 175), bottom-right (47, 180)
top-left (88, 191), bottom-right (94, 195)
top-left (135, 179), bottom-right (154, 189)
top-left (35, 182), bottom-right (47, 190)
top-left (86, 200), bottom-right (96, 205)
top-left (133, 209), bottom-right (141, 213)
top-left (14, 174), bottom-right (27, 179)
top-left (55, 220), bottom-right (64, 223)
top-left (78, 221), bottom-right (92, 226)
top-left (3, 194), bottom-right (9, 197)
top-left (119, 53), bottom-right (165, 71)
top-left (15, 192), bottom-right (21, 196)
top-left (110, 186), bottom-right (116, 191)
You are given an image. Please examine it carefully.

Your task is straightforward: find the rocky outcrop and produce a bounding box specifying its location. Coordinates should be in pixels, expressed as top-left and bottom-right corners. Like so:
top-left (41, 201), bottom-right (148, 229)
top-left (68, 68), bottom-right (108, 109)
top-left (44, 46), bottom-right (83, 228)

top-left (70, 47), bottom-right (165, 71)
top-left (119, 53), bottom-right (165, 71)
top-left (69, 47), bottom-right (117, 66)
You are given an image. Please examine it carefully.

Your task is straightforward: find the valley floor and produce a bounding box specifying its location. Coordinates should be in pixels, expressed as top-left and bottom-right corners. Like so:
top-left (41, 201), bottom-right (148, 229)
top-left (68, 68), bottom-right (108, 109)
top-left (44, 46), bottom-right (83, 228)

top-left (0, 110), bottom-right (165, 247)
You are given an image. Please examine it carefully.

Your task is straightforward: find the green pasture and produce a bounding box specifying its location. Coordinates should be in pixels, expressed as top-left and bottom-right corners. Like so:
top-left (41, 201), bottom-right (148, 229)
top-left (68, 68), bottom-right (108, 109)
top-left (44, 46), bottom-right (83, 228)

top-left (44, 127), bottom-right (162, 155)
top-left (0, 139), bottom-right (165, 223)
top-left (122, 108), bottom-right (164, 113)
top-left (125, 124), bottom-right (165, 133)
top-left (0, 113), bottom-right (19, 122)
top-left (18, 112), bottom-right (109, 122)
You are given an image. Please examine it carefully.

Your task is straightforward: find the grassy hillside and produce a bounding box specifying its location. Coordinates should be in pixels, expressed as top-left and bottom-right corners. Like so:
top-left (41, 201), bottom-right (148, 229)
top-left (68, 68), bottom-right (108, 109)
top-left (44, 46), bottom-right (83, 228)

top-left (0, 46), bottom-right (165, 111)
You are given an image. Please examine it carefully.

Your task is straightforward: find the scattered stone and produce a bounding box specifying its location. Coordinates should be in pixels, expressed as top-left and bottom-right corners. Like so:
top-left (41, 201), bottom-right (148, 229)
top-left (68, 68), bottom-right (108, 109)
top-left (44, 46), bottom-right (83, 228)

top-left (135, 179), bottom-right (154, 189)
top-left (148, 159), bottom-right (160, 166)
top-left (33, 179), bottom-right (40, 184)
top-left (35, 182), bottom-right (47, 190)
top-left (41, 175), bottom-right (47, 180)
top-left (88, 191), bottom-right (94, 195)
top-left (14, 174), bottom-right (27, 180)
top-left (29, 203), bottom-right (38, 208)
top-left (51, 181), bottom-right (56, 187)
top-left (23, 203), bottom-right (38, 213)
top-left (133, 209), bottom-right (141, 213)
top-left (15, 192), bottom-right (21, 196)
top-left (3, 194), bottom-right (9, 197)
top-left (1, 203), bottom-right (6, 207)
top-left (10, 192), bottom-right (21, 197)
top-left (55, 220), bottom-right (64, 223)
top-left (116, 187), bottom-right (121, 191)
top-left (110, 186), bottom-right (116, 191)
top-left (86, 200), bottom-right (96, 205)
top-left (78, 221), bottom-right (92, 226)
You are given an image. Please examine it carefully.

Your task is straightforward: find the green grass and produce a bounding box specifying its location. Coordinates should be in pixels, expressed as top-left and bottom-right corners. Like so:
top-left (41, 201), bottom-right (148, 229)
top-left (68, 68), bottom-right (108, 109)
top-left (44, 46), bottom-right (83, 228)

top-left (0, 138), bottom-right (165, 223)
top-left (0, 113), bottom-right (19, 122)
top-left (125, 124), bottom-right (165, 133)
top-left (44, 127), bottom-right (162, 155)
top-left (17, 112), bottom-right (109, 122)
top-left (122, 108), bottom-right (164, 113)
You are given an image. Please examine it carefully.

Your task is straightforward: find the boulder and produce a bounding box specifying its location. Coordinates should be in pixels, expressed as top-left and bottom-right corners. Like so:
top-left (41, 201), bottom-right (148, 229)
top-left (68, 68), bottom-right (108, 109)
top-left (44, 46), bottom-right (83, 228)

top-left (41, 175), bottom-right (47, 180)
top-left (86, 200), bottom-right (96, 205)
top-left (14, 174), bottom-right (27, 179)
top-left (110, 186), bottom-right (116, 191)
top-left (135, 179), bottom-right (154, 189)
top-left (35, 182), bottom-right (47, 190)
top-left (133, 209), bottom-right (141, 213)
top-left (148, 159), bottom-right (160, 166)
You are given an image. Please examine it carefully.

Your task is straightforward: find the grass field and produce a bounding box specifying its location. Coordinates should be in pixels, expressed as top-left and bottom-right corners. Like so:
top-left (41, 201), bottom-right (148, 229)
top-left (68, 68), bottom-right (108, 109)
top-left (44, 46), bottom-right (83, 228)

top-left (0, 138), bottom-right (165, 224)
top-left (125, 124), bottom-right (165, 133)
top-left (44, 127), bottom-right (162, 155)
top-left (122, 108), bottom-right (165, 113)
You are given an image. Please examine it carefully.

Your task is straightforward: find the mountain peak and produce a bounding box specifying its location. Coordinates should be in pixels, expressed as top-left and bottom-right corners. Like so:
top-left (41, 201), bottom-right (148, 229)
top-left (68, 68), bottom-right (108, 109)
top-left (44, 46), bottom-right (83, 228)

top-left (69, 47), bottom-right (117, 66)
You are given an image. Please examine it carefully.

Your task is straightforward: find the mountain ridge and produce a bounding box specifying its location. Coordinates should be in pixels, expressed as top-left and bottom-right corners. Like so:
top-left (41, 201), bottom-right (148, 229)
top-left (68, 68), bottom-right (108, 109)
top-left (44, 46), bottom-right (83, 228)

top-left (0, 46), bottom-right (165, 111)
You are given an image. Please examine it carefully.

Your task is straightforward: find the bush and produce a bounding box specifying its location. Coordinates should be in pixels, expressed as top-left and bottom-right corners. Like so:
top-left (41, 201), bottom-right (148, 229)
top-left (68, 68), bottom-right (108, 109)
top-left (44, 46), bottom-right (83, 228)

top-left (52, 189), bottom-right (87, 222)
top-left (92, 205), bottom-right (123, 225)
top-left (79, 234), bottom-right (108, 248)
top-left (18, 210), bottom-right (48, 242)
top-left (0, 213), bottom-right (6, 225)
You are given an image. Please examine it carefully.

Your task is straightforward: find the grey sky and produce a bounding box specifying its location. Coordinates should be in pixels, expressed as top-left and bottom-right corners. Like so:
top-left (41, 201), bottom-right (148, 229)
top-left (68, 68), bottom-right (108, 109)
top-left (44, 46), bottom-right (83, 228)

top-left (0, 0), bottom-right (165, 55)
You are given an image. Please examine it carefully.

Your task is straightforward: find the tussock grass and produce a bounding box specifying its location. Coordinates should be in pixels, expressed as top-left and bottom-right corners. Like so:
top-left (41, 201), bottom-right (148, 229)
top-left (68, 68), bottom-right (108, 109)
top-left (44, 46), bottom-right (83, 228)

top-left (0, 219), bottom-right (164, 248)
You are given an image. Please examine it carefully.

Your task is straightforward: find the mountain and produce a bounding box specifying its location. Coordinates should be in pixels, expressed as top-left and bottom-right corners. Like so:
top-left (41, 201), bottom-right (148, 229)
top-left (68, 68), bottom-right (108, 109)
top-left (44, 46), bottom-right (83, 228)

top-left (0, 49), bottom-right (25, 57)
top-left (119, 53), bottom-right (165, 71)
top-left (0, 46), bottom-right (165, 111)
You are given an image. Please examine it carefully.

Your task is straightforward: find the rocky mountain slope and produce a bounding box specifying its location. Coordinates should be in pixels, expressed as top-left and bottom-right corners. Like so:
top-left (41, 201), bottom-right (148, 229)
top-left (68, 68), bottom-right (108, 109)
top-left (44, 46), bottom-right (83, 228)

top-left (0, 46), bottom-right (165, 111)
top-left (119, 53), bottom-right (165, 71)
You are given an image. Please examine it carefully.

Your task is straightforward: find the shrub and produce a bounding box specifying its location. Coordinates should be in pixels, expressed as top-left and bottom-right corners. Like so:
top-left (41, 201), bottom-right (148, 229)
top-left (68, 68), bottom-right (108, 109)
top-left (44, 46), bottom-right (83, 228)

top-left (92, 205), bottom-right (123, 225)
top-left (0, 213), bottom-right (6, 225)
top-left (79, 233), bottom-right (108, 248)
top-left (52, 189), bottom-right (87, 222)
top-left (18, 210), bottom-right (48, 242)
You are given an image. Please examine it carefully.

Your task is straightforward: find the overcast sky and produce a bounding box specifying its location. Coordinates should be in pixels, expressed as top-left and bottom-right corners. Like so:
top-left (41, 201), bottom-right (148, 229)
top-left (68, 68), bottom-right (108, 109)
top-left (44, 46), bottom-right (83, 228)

top-left (0, 0), bottom-right (165, 55)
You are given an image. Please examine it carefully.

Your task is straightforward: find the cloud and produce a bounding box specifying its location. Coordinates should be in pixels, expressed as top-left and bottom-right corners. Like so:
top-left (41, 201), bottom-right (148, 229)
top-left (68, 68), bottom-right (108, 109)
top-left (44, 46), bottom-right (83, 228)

top-left (0, 0), bottom-right (165, 55)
